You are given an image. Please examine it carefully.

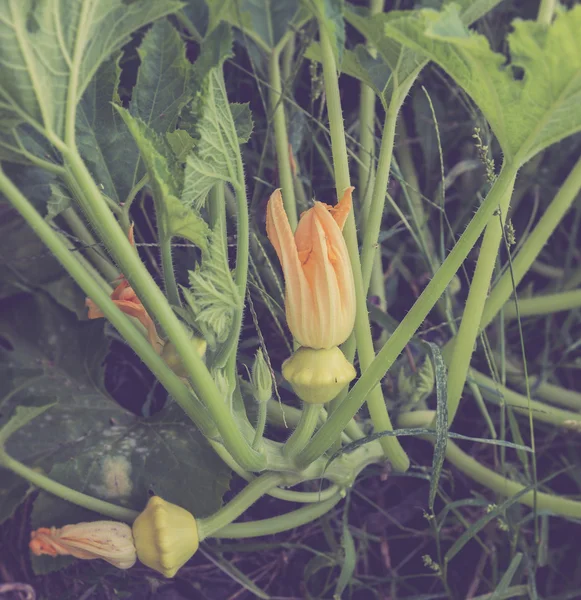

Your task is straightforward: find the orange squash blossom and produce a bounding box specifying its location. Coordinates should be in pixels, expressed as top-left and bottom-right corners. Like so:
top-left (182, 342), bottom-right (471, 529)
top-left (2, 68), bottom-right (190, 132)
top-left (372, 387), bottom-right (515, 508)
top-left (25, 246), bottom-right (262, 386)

top-left (85, 225), bottom-right (163, 353)
top-left (29, 521), bottom-right (136, 570)
top-left (266, 187), bottom-right (356, 349)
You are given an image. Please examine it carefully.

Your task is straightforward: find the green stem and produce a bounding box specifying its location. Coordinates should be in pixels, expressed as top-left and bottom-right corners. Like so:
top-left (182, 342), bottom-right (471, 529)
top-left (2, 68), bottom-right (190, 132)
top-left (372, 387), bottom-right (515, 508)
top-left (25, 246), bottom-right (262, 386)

top-left (395, 118), bottom-right (438, 264)
top-left (537, 0), bottom-right (557, 24)
top-left (502, 289), bottom-right (581, 320)
top-left (61, 207), bottom-right (118, 281)
top-left (159, 236), bottom-right (181, 307)
top-left (269, 43), bottom-right (298, 230)
top-left (530, 260), bottom-right (564, 279)
top-left (265, 400), bottom-right (357, 444)
top-left (283, 404), bottom-right (322, 459)
top-left (252, 402), bottom-right (268, 450)
top-left (360, 104), bottom-right (398, 293)
top-left (210, 440), bottom-right (341, 503)
top-left (281, 32), bottom-right (295, 82)
top-left (0, 451), bottom-right (138, 522)
top-left (356, 0), bottom-right (386, 313)
top-left (121, 174), bottom-right (148, 231)
top-left (55, 228), bottom-right (112, 294)
top-left (317, 16), bottom-right (409, 472)
top-left (469, 369), bottom-right (581, 429)
top-left (480, 155), bottom-right (581, 330)
top-left (532, 380), bottom-right (581, 412)
top-left (211, 494), bottom-right (342, 539)
top-left (398, 411), bottom-right (581, 519)
top-left (446, 165), bottom-right (517, 424)
top-left (218, 177), bottom-right (251, 373)
top-left (197, 472), bottom-right (284, 540)
top-left (0, 165), bottom-right (218, 438)
top-left (295, 163), bottom-right (520, 469)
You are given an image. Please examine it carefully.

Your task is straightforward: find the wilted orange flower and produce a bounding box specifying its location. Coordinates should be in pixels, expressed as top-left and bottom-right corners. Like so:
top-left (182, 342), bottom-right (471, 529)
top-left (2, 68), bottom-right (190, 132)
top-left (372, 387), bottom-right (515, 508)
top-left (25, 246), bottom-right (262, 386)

top-left (30, 521), bottom-right (136, 570)
top-left (86, 225), bottom-right (163, 353)
top-left (266, 187), bottom-right (356, 349)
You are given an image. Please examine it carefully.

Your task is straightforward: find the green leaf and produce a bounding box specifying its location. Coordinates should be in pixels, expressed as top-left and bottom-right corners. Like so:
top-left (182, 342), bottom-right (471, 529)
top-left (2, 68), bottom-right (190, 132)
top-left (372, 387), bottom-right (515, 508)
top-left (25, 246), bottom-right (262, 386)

top-left (167, 129), bottom-right (196, 160)
top-left (76, 57), bottom-right (138, 203)
top-left (0, 471), bottom-right (32, 525)
top-left (0, 403), bottom-right (55, 448)
top-left (181, 26), bottom-right (246, 210)
top-left (225, 0), bottom-right (303, 50)
top-left (183, 228), bottom-right (240, 348)
top-left (343, 7), bottom-right (425, 104)
top-left (0, 293), bottom-right (128, 526)
top-left (77, 18), bottom-right (191, 204)
top-left (46, 183), bottom-right (72, 221)
top-left (305, 42), bottom-right (391, 102)
top-left (131, 19), bottom-right (192, 135)
top-left (0, 194), bottom-right (84, 314)
top-left (384, 5), bottom-right (581, 164)
top-left (303, 0), bottom-right (345, 68)
top-left (115, 108), bottom-right (209, 250)
top-left (424, 342), bottom-right (448, 513)
top-left (0, 0), bottom-right (183, 160)
top-left (0, 294), bottom-right (131, 465)
top-left (489, 553), bottom-right (523, 600)
top-left (341, 0), bottom-right (504, 105)
top-left (230, 103), bottom-right (254, 144)
top-left (444, 485), bottom-right (533, 563)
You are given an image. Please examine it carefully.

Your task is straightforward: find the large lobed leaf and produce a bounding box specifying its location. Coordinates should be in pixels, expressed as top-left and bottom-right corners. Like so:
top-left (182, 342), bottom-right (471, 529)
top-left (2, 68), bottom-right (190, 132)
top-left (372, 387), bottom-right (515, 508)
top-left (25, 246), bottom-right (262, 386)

top-left (310, 0), bottom-right (503, 106)
top-left (383, 4), bottom-right (581, 164)
top-left (0, 0), bottom-right (183, 162)
top-left (0, 294), bottom-right (230, 552)
top-left (77, 17), bottom-right (192, 204)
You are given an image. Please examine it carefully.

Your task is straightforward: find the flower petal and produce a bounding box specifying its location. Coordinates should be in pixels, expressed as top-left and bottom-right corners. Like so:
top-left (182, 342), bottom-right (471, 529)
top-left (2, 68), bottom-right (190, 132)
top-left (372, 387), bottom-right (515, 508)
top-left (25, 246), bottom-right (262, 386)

top-left (329, 187), bottom-right (353, 231)
top-left (266, 190), bottom-right (312, 346)
top-left (85, 298), bottom-right (104, 320)
top-left (30, 522), bottom-right (136, 570)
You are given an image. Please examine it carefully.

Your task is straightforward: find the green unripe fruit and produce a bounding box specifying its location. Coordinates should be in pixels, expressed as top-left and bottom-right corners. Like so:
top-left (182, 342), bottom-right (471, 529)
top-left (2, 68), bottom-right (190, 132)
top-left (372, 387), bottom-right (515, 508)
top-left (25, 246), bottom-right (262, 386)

top-left (282, 346), bottom-right (356, 404)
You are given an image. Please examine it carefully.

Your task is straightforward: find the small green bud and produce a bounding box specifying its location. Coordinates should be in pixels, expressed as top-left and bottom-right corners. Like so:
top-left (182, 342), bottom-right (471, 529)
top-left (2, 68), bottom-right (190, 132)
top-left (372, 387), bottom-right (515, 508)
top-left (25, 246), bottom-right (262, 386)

top-left (250, 349), bottom-right (273, 404)
top-left (213, 370), bottom-right (232, 404)
top-left (282, 346), bottom-right (356, 405)
top-left (161, 336), bottom-right (207, 378)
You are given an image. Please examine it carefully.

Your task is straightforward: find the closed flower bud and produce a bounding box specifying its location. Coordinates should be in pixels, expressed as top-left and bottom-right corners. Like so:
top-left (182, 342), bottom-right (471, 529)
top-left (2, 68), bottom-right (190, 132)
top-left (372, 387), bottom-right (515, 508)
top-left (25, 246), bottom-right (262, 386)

top-left (250, 349), bottom-right (273, 404)
top-left (161, 336), bottom-right (207, 378)
top-left (29, 521), bottom-right (136, 570)
top-left (282, 346), bottom-right (356, 405)
top-left (132, 496), bottom-right (199, 578)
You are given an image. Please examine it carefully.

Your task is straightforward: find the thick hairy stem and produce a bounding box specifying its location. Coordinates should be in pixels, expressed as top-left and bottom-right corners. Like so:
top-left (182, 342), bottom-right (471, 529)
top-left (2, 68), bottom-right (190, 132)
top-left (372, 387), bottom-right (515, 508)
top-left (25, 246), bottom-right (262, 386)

top-left (269, 43), bottom-right (298, 230)
top-left (317, 16), bottom-right (409, 472)
top-left (446, 166), bottom-right (517, 423)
